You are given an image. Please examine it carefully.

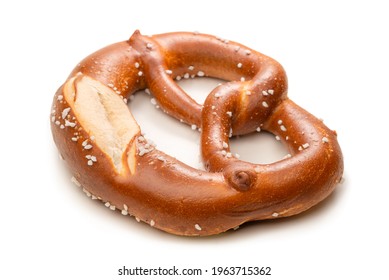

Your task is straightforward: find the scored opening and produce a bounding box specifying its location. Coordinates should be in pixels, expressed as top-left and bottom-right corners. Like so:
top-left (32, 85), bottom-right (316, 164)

top-left (128, 77), bottom-right (289, 169)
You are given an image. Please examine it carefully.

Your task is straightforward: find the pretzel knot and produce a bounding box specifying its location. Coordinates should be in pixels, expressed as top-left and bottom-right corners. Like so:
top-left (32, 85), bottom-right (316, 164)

top-left (51, 31), bottom-right (343, 236)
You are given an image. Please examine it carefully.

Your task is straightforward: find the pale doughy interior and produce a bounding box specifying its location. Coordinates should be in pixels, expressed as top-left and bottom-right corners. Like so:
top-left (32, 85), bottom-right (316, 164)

top-left (63, 74), bottom-right (140, 174)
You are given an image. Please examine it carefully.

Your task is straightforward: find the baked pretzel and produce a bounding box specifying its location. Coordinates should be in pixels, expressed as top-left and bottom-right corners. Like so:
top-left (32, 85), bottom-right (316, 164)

top-left (50, 31), bottom-right (343, 236)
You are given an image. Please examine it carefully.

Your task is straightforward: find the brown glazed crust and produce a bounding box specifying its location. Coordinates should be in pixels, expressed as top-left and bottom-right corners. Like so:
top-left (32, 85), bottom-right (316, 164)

top-left (50, 31), bottom-right (343, 236)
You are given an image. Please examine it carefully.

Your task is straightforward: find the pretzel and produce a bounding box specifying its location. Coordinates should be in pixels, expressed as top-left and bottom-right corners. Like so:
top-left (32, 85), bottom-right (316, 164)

top-left (50, 31), bottom-right (343, 236)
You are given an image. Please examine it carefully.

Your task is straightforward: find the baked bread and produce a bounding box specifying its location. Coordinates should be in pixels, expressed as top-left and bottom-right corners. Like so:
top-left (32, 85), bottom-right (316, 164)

top-left (51, 31), bottom-right (343, 236)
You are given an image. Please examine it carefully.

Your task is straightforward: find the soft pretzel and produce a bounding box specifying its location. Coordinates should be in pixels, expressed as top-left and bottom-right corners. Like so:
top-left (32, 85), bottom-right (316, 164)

top-left (50, 31), bottom-right (343, 236)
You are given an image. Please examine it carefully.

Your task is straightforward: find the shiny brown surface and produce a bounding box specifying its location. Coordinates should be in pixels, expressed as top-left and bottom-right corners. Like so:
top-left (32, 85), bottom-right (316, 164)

top-left (51, 31), bottom-right (343, 236)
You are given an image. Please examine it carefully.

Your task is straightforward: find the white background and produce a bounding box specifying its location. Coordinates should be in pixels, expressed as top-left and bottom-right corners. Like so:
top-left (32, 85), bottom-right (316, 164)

top-left (1, 0), bottom-right (388, 279)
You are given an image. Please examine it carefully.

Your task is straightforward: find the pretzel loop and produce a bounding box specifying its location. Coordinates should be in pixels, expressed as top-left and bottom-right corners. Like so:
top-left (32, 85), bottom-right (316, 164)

top-left (130, 32), bottom-right (289, 191)
top-left (51, 31), bottom-right (343, 236)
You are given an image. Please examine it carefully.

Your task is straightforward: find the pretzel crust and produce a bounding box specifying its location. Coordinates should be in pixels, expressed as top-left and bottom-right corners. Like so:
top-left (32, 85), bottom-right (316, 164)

top-left (51, 31), bottom-right (343, 236)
